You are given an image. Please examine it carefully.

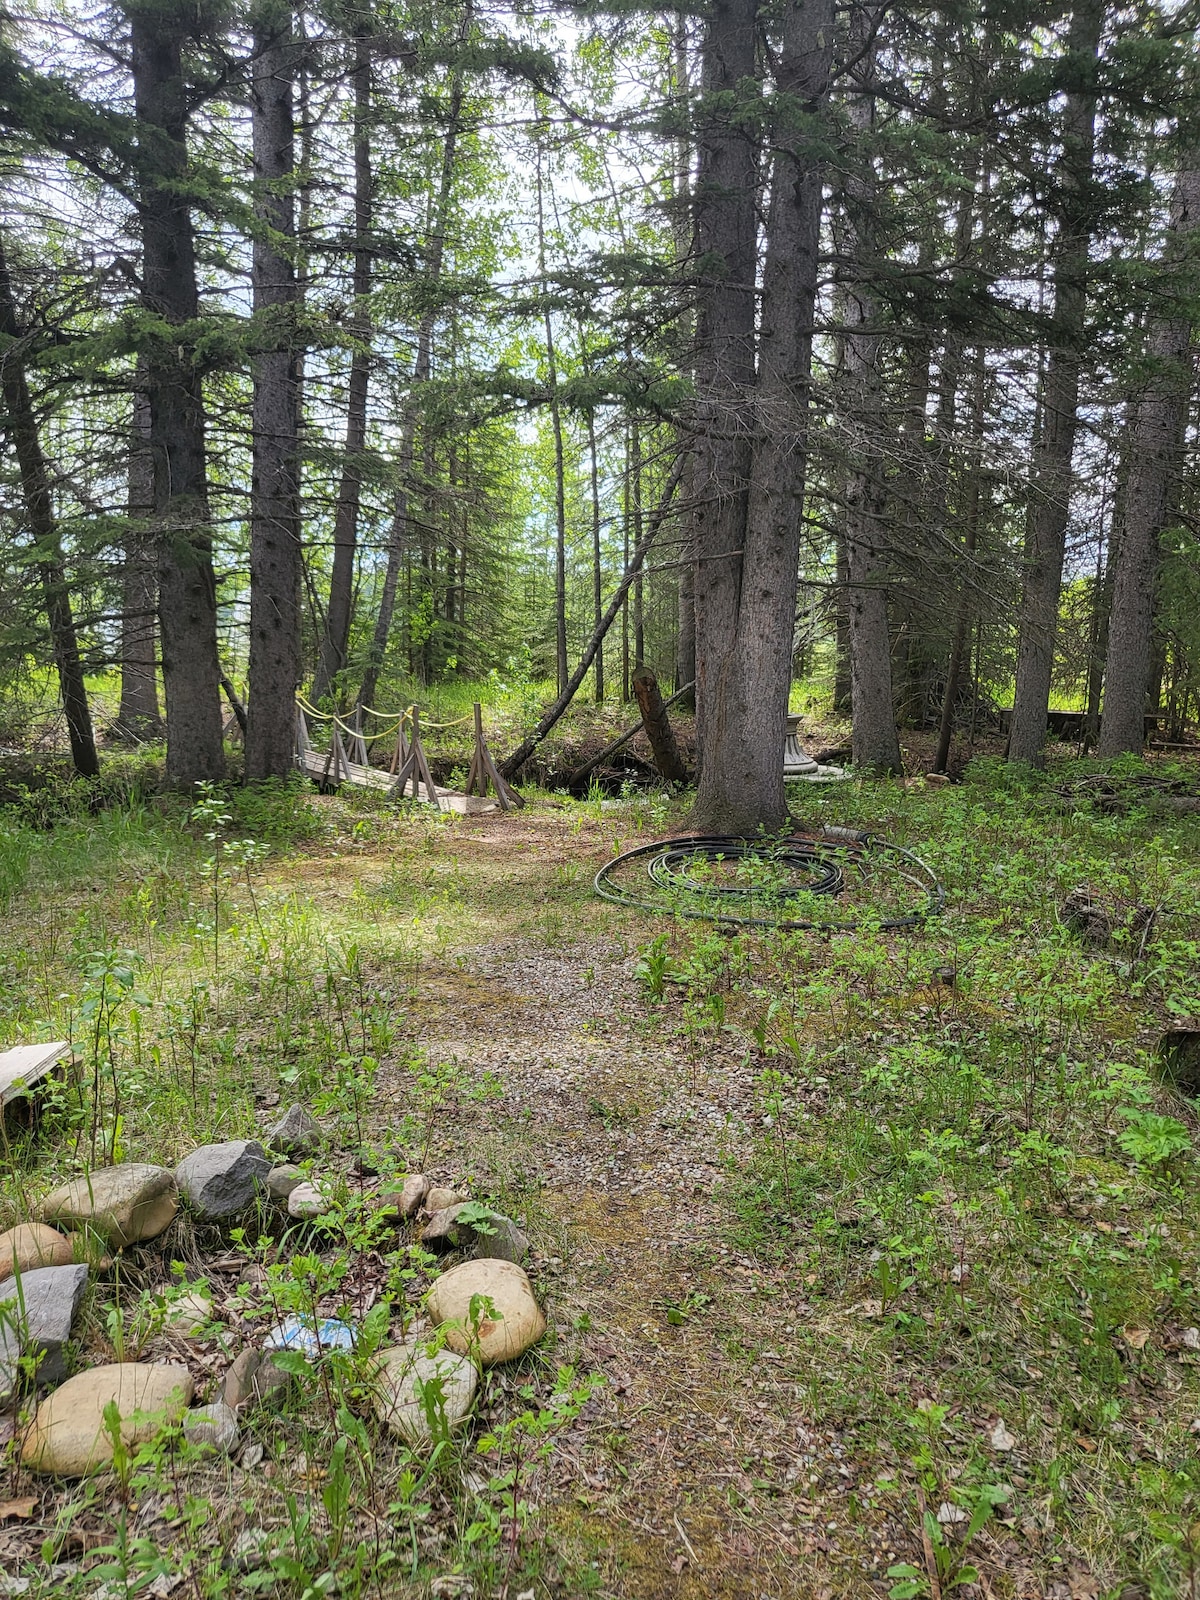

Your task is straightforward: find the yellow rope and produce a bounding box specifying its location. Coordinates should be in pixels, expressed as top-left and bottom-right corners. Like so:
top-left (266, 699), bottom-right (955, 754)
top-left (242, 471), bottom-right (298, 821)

top-left (298, 696), bottom-right (476, 738)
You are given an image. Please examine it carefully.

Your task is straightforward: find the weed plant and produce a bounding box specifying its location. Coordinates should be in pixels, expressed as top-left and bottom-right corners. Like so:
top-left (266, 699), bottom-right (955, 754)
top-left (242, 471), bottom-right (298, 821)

top-left (637, 758), bottom-right (1200, 1597)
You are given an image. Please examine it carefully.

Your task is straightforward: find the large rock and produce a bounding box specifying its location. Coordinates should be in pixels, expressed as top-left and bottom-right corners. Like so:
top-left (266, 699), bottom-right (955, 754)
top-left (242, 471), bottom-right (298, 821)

top-left (468, 1211), bottom-right (529, 1265)
top-left (0, 1224), bottom-right (74, 1280)
top-left (420, 1204), bottom-right (468, 1251)
top-left (221, 1349), bottom-right (293, 1413)
top-left (175, 1142), bottom-right (269, 1220)
top-left (21, 1362), bottom-right (193, 1475)
top-left (265, 1165), bottom-right (305, 1202)
top-left (265, 1104), bottom-right (322, 1160)
top-left (183, 1401), bottom-right (238, 1455)
top-left (376, 1174), bottom-right (429, 1221)
top-left (41, 1165), bottom-right (178, 1246)
top-left (164, 1289), bottom-right (212, 1337)
top-left (371, 1340), bottom-right (477, 1443)
top-left (287, 1182), bottom-right (332, 1220)
top-left (0, 1262), bottom-right (88, 1385)
top-left (427, 1259), bottom-right (546, 1365)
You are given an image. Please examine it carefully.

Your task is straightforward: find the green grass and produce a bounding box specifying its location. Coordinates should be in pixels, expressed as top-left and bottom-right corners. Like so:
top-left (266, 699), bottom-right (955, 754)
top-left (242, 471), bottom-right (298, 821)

top-left (636, 758), bottom-right (1200, 1597)
top-left (3, 751), bottom-right (1200, 1597)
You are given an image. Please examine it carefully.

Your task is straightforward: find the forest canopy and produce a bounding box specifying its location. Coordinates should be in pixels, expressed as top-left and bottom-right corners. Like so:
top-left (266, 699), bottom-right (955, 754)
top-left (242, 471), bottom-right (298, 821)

top-left (0, 0), bottom-right (1197, 821)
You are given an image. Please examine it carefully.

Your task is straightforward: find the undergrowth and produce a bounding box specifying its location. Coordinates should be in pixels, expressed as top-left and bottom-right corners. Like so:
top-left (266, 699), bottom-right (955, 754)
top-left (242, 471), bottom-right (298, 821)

top-left (640, 757), bottom-right (1200, 1598)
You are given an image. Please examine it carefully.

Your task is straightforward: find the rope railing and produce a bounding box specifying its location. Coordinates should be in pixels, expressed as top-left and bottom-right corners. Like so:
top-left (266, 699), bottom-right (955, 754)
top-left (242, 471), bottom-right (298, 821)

top-left (294, 695), bottom-right (521, 811)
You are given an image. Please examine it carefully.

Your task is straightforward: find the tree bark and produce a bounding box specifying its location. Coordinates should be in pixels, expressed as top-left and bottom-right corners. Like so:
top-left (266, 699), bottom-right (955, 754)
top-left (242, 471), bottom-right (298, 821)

top-left (115, 381), bottom-right (163, 741)
top-left (129, 1), bottom-right (225, 785)
top-left (588, 410), bottom-right (604, 701)
top-left (0, 231), bottom-right (99, 777)
top-left (312, 16), bottom-right (372, 704)
top-left (690, 0), bottom-right (833, 831)
top-left (1008, 0), bottom-right (1102, 766)
top-left (535, 142), bottom-right (569, 696)
top-left (837, 9), bottom-right (901, 776)
top-left (687, 0), bottom-right (762, 823)
top-left (245, 0), bottom-right (303, 780)
top-left (633, 665), bottom-right (687, 782)
top-left (933, 343), bottom-right (987, 773)
top-left (1098, 164), bottom-right (1200, 757)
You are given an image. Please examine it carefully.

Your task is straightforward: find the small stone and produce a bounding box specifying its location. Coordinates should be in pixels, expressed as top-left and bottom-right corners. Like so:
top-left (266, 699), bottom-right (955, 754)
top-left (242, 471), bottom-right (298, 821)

top-left (0, 1576), bottom-right (31, 1597)
top-left (183, 1401), bottom-right (238, 1454)
top-left (229, 1528), bottom-right (273, 1574)
top-left (429, 1579), bottom-right (473, 1600)
top-left (371, 1340), bottom-right (478, 1442)
top-left (265, 1165), bottom-right (305, 1202)
top-left (467, 1212), bottom-right (529, 1265)
top-left (40, 1165), bottom-right (178, 1246)
top-left (265, 1104), bottom-right (322, 1160)
top-left (427, 1259), bottom-right (546, 1365)
top-left (0, 1224), bottom-right (74, 1280)
top-left (287, 1182), bottom-right (332, 1220)
top-left (936, 1500), bottom-right (969, 1526)
top-left (239, 1440), bottom-right (264, 1469)
top-left (0, 1262), bottom-right (88, 1385)
top-left (989, 1418), bottom-right (1017, 1452)
top-left (376, 1174), bottom-right (429, 1221)
top-left (425, 1187), bottom-right (465, 1213)
top-left (221, 1349), bottom-right (293, 1413)
top-left (21, 1362), bottom-right (192, 1475)
top-left (421, 1204), bottom-right (467, 1251)
top-left (175, 1141), bottom-right (270, 1220)
top-left (164, 1290), bottom-right (212, 1337)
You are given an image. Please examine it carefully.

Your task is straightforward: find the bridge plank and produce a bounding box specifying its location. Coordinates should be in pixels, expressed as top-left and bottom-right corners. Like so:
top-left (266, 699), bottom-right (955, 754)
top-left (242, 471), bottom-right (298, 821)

top-left (0, 1041), bottom-right (70, 1106)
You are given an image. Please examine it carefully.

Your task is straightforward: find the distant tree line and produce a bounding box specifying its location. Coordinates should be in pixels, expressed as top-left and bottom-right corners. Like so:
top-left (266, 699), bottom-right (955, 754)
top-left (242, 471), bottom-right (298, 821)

top-left (0, 0), bottom-right (1196, 827)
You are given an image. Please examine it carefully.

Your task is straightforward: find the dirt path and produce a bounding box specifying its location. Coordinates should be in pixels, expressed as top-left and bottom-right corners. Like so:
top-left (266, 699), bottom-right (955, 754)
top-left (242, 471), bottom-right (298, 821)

top-left (352, 806), bottom-right (904, 1599)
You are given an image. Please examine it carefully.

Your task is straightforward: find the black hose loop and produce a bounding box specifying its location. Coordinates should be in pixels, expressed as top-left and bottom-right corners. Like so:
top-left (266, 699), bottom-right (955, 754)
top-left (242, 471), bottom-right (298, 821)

top-left (594, 829), bottom-right (944, 932)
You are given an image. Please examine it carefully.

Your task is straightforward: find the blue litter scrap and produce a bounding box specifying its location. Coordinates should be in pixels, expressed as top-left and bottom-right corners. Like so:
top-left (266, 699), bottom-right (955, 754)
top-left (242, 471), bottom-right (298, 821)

top-left (264, 1315), bottom-right (356, 1358)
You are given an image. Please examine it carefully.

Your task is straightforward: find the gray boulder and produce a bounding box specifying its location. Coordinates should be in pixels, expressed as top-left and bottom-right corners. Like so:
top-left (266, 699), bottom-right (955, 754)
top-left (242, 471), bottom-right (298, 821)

top-left (469, 1212), bottom-right (529, 1265)
top-left (0, 1262), bottom-right (88, 1385)
top-left (265, 1104), bottom-right (322, 1160)
top-left (175, 1142), bottom-right (270, 1220)
top-left (183, 1400), bottom-right (239, 1454)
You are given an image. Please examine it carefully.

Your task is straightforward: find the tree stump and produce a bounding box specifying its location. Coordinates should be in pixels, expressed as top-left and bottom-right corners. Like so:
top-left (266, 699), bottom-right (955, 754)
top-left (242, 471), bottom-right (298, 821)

top-left (632, 666), bottom-right (687, 783)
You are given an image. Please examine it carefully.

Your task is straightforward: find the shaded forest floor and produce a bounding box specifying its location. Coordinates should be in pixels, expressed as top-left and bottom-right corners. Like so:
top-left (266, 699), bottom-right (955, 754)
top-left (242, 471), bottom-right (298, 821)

top-left (2, 758), bottom-right (1200, 1598)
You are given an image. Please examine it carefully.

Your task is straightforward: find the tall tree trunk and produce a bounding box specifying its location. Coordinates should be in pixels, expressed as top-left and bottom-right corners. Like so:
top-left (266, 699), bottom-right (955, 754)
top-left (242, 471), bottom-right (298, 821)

top-left (115, 381), bottom-right (163, 741)
top-left (690, 0), bottom-right (833, 832)
top-left (1008, 0), bottom-right (1102, 766)
top-left (833, 526), bottom-right (851, 714)
top-left (933, 342), bottom-right (987, 773)
top-left (128, 3), bottom-right (224, 784)
top-left (837, 12), bottom-right (901, 775)
top-left (671, 13), bottom-right (697, 709)
top-left (1098, 164), bottom-right (1200, 757)
top-left (246, 0), bottom-right (302, 780)
top-left (587, 411), bottom-right (604, 701)
top-left (536, 144), bottom-right (569, 695)
top-left (630, 416), bottom-right (644, 667)
top-left (688, 0), bottom-right (761, 821)
top-left (0, 231), bottom-right (99, 777)
top-left (312, 15), bottom-right (372, 703)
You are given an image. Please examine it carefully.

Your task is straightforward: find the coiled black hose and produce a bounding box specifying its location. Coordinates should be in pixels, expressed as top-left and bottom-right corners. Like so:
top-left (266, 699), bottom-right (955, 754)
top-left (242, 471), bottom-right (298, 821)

top-left (594, 829), bottom-right (944, 932)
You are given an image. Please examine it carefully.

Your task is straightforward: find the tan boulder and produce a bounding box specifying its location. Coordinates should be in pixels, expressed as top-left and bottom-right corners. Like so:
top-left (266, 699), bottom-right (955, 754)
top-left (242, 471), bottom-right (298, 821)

top-left (371, 1340), bottom-right (477, 1442)
top-left (0, 1223), bottom-right (74, 1279)
top-left (40, 1165), bottom-right (178, 1246)
top-left (427, 1259), bottom-right (546, 1365)
top-left (21, 1362), bottom-right (193, 1475)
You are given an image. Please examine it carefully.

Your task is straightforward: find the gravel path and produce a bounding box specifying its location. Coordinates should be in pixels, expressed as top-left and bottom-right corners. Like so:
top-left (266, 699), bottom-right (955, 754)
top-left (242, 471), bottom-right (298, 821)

top-left (399, 901), bottom-right (899, 1599)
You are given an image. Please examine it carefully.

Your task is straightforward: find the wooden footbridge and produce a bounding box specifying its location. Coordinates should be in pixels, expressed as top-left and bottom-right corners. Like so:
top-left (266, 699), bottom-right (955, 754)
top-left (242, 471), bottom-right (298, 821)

top-left (293, 699), bottom-right (522, 814)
